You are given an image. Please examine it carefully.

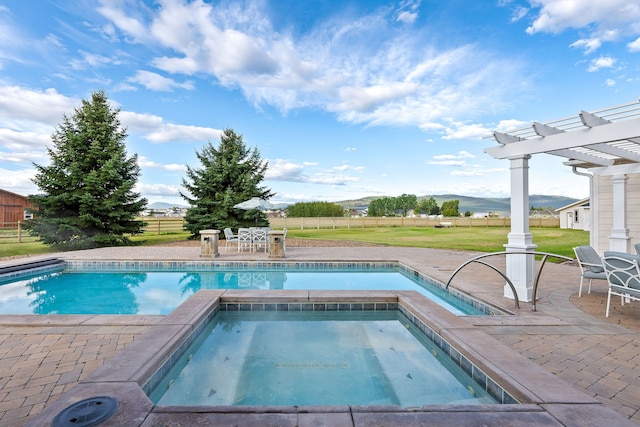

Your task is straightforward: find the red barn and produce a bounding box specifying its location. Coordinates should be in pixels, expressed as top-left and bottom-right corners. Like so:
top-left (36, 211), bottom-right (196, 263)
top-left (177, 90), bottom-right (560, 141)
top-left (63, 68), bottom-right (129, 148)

top-left (0, 189), bottom-right (34, 228)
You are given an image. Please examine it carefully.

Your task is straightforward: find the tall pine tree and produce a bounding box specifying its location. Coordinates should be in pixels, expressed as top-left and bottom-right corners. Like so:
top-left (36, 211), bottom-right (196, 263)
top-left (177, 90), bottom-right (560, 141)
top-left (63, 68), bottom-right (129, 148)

top-left (28, 90), bottom-right (147, 249)
top-left (181, 128), bottom-right (273, 238)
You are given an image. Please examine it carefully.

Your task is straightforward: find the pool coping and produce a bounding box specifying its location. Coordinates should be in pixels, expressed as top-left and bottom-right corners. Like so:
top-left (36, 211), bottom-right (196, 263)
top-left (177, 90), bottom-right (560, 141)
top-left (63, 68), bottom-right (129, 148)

top-left (25, 290), bottom-right (630, 426)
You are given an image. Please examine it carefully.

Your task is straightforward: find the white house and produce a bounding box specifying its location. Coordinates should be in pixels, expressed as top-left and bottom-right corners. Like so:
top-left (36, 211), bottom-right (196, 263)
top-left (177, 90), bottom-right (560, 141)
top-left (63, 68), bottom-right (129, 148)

top-left (556, 198), bottom-right (590, 231)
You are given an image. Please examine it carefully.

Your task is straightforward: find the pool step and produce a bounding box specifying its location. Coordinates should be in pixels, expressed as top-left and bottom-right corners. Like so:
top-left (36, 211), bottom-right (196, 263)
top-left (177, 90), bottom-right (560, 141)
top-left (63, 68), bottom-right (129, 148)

top-left (0, 258), bottom-right (66, 275)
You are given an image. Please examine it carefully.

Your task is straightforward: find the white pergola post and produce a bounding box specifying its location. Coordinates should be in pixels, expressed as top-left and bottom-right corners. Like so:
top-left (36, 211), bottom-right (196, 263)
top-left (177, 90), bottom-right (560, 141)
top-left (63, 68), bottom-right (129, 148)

top-left (609, 174), bottom-right (630, 251)
top-left (486, 100), bottom-right (640, 301)
top-left (504, 155), bottom-right (537, 302)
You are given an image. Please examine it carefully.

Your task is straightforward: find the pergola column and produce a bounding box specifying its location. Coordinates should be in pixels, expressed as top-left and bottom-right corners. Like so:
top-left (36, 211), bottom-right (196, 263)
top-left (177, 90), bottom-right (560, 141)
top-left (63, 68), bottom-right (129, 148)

top-left (609, 174), bottom-right (629, 251)
top-left (504, 155), bottom-right (537, 302)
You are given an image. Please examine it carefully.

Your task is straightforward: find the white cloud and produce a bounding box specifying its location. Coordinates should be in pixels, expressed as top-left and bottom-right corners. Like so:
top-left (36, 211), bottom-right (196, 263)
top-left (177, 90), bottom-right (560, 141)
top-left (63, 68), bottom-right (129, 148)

top-left (345, 147), bottom-right (357, 152)
top-left (511, 6), bottom-right (529, 23)
top-left (144, 123), bottom-right (221, 143)
top-left (526, 0), bottom-right (640, 35)
top-left (495, 119), bottom-right (529, 132)
top-left (97, 2), bottom-right (528, 132)
top-left (570, 38), bottom-right (602, 54)
top-left (526, 0), bottom-right (640, 56)
top-left (119, 111), bottom-right (222, 143)
top-left (428, 151), bottom-right (476, 167)
top-left (450, 167), bottom-right (505, 176)
top-left (0, 86), bottom-right (78, 128)
top-left (397, 11), bottom-right (418, 24)
top-left (587, 56), bottom-right (616, 72)
top-left (606, 78), bottom-right (616, 86)
top-left (69, 50), bottom-right (114, 70)
top-left (97, 2), bottom-right (150, 42)
top-left (0, 128), bottom-right (50, 150)
top-left (0, 167), bottom-right (37, 195)
top-left (265, 158), bottom-right (360, 185)
top-left (127, 70), bottom-right (194, 91)
top-left (135, 182), bottom-right (182, 197)
top-left (119, 111), bottom-right (163, 131)
top-left (433, 151), bottom-right (475, 160)
top-left (428, 160), bottom-right (466, 166)
top-left (335, 82), bottom-right (419, 113)
top-left (442, 122), bottom-right (491, 140)
top-left (265, 158), bottom-right (306, 181)
top-left (307, 173), bottom-right (360, 185)
top-left (628, 36), bottom-right (640, 52)
top-left (332, 164), bottom-right (364, 172)
top-left (138, 156), bottom-right (186, 172)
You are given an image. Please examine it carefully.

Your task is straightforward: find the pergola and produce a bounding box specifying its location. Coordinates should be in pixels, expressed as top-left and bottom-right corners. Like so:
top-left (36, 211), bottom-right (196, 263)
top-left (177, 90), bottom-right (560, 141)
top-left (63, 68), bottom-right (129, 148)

top-left (485, 99), bottom-right (640, 302)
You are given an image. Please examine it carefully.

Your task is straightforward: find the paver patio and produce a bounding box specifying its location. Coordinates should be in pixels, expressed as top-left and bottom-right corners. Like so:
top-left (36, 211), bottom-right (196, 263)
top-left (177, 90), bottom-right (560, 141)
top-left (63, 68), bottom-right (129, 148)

top-left (0, 243), bottom-right (638, 426)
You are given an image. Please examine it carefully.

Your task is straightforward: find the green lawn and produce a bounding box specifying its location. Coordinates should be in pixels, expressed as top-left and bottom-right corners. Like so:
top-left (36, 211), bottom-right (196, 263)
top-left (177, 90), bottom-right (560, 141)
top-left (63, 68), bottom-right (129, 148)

top-left (0, 227), bottom-right (588, 259)
top-left (285, 227), bottom-right (589, 258)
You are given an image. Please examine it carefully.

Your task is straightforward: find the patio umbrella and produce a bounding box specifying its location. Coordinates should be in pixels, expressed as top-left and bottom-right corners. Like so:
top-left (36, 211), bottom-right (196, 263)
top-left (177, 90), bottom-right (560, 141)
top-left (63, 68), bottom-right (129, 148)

top-left (233, 197), bottom-right (281, 211)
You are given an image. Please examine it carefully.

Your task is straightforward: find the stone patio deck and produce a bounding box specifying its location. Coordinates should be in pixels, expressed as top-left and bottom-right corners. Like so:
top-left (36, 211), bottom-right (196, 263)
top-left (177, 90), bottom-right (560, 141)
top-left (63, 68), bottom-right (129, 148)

top-left (0, 244), bottom-right (638, 426)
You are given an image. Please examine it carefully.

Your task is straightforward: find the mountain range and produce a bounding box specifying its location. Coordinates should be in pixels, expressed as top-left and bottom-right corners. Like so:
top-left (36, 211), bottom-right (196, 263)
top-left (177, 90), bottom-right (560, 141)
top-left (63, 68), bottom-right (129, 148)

top-left (336, 194), bottom-right (580, 213)
top-left (148, 194), bottom-right (580, 214)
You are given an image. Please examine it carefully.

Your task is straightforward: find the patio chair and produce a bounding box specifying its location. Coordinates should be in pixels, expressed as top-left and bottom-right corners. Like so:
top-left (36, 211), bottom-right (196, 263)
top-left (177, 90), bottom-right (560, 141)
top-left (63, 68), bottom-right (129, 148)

top-left (634, 243), bottom-right (640, 255)
top-left (602, 251), bottom-right (640, 317)
top-left (223, 228), bottom-right (238, 251)
top-left (573, 246), bottom-right (607, 296)
top-left (237, 228), bottom-right (252, 252)
top-left (252, 228), bottom-right (268, 253)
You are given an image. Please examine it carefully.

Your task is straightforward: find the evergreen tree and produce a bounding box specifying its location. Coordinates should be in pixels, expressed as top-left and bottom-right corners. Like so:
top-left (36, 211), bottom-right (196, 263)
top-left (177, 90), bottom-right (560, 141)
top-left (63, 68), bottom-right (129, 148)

top-left (181, 128), bottom-right (273, 238)
top-left (28, 90), bottom-right (147, 249)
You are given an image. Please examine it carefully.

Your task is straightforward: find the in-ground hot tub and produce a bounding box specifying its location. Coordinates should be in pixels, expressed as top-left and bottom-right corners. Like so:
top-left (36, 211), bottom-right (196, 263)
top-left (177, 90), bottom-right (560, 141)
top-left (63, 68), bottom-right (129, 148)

top-left (147, 309), bottom-right (503, 407)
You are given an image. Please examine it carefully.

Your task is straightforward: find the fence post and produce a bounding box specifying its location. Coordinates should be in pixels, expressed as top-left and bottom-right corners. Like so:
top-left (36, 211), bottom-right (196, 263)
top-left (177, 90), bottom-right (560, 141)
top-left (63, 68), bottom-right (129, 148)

top-left (157, 218), bottom-right (161, 234)
top-left (18, 220), bottom-right (21, 243)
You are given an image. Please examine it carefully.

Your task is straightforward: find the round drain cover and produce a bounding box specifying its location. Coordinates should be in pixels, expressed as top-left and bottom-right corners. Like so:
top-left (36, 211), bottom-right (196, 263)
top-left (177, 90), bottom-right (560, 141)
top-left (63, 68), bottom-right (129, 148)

top-left (52, 396), bottom-right (118, 427)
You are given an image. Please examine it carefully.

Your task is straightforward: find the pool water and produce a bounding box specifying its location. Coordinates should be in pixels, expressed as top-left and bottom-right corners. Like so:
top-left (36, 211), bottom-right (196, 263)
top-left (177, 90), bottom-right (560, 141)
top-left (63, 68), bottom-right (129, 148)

top-left (0, 267), bottom-right (487, 315)
top-left (150, 310), bottom-right (498, 406)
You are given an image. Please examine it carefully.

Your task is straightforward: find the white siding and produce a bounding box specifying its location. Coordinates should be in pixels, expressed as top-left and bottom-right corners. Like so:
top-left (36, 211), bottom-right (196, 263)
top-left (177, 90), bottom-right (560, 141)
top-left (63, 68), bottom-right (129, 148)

top-left (596, 173), bottom-right (640, 253)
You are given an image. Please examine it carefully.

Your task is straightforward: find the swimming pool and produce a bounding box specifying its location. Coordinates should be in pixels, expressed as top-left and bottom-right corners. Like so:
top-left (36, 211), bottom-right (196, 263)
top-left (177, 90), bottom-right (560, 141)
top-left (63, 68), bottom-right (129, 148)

top-left (149, 310), bottom-right (498, 406)
top-left (0, 261), bottom-right (497, 316)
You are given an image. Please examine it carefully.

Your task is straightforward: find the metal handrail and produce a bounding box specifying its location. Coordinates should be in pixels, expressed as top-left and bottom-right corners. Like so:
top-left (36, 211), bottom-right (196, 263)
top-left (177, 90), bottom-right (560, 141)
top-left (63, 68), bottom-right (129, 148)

top-left (445, 251), bottom-right (574, 311)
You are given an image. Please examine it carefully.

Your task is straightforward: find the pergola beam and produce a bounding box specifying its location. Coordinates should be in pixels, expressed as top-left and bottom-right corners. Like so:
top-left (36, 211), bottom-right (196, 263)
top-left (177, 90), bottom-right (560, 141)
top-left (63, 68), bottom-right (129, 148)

top-left (533, 121), bottom-right (562, 136)
top-left (485, 116), bottom-right (640, 159)
top-left (547, 149), bottom-right (615, 166)
top-left (493, 131), bottom-right (524, 144)
top-left (580, 110), bottom-right (610, 127)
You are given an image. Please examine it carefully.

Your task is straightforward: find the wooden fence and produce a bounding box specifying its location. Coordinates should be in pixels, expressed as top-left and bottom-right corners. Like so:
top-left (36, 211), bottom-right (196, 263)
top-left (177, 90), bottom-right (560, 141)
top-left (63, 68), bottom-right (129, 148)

top-left (0, 216), bottom-right (560, 243)
top-left (140, 217), bottom-right (186, 234)
top-left (268, 216), bottom-right (559, 229)
top-left (0, 221), bottom-right (39, 243)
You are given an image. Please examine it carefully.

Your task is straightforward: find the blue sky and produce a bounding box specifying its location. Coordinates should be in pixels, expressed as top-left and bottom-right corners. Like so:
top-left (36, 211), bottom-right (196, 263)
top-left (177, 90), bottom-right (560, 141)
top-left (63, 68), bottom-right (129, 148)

top-left (1, 0), bottom-right (639, 206)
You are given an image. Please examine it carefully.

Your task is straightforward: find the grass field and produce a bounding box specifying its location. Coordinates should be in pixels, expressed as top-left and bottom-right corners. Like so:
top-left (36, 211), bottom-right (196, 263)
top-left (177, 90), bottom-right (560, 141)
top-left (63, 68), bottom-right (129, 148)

top-left (0, 227), bottom-right (588, 259)
top-left (285, 227), bottom-right (588, 258)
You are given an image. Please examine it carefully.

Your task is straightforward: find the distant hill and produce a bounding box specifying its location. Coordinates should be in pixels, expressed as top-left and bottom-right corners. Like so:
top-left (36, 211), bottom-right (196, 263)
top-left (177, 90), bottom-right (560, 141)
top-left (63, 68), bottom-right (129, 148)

top-left (337, 194), bottom-right (579, 213)
top-left (147, 202), bottom-right (189, 210)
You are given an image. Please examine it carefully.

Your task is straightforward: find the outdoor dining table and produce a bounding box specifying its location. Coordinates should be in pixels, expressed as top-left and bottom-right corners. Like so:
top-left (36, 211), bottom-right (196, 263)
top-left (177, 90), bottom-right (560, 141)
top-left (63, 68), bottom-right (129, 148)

top-left (237, 227), bottom-right (271, 252)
